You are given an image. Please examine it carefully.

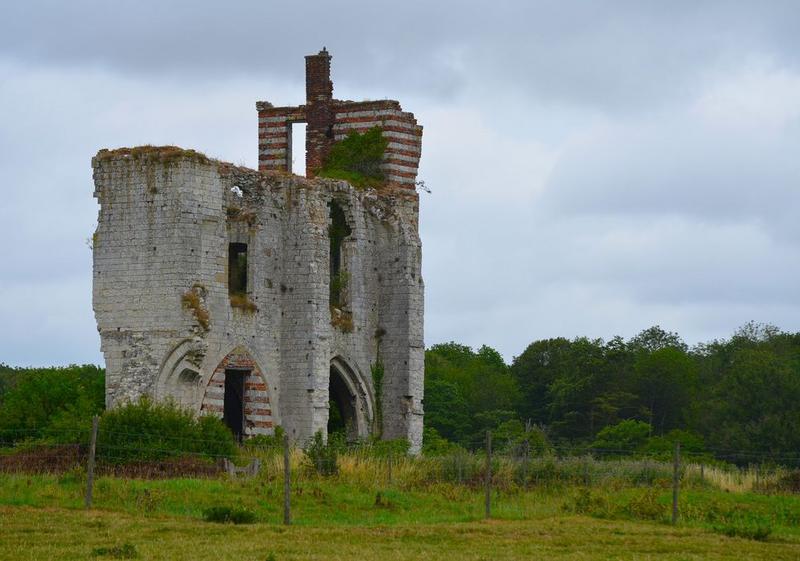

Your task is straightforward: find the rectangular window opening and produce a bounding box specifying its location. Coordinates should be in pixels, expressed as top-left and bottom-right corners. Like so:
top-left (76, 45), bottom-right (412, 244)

top-left (290, 122), bottom-right (307, 177)
top-left (228, 242), bottom-right (248, 296)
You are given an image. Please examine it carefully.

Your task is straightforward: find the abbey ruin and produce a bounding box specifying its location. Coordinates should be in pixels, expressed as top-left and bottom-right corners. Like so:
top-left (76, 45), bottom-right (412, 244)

top-left (92, 49), bottom-right (424, 451)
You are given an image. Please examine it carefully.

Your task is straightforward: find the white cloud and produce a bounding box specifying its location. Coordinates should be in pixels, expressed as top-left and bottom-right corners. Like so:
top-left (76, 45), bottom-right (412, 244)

top-left (694, 56), bottom-right (800, 131)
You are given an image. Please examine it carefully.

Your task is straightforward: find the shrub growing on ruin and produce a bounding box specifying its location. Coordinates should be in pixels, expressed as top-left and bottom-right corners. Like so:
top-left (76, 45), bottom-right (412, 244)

top-left (319, 127), bottom-right (388, 189)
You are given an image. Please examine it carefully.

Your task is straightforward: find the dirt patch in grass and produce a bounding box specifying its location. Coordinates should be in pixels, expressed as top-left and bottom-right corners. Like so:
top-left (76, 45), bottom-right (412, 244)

top-left (0, 447), bottom-right (222, 478)
top-left (0, 445), bottom-right (85, 475)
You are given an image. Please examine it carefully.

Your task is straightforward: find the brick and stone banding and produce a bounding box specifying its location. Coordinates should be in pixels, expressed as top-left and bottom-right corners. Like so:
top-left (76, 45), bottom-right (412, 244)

top-left (256, 49), bottom-right (422, 188)
top-left (199, 348), bottom-right (274, 436)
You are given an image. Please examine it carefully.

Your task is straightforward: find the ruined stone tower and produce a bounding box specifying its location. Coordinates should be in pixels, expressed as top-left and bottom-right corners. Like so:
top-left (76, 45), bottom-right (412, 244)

top-left (92, 50), bottom-right (424, 451)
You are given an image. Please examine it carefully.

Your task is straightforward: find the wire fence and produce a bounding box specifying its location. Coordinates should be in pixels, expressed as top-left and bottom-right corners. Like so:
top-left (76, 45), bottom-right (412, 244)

top-left (2, 421), bottom-right (800, 524)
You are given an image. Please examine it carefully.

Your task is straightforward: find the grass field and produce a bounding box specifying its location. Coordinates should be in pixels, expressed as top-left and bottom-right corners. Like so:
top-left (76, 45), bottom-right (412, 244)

top-left (1, 451), bottom-right (799, 559)
top-left (1, 465), bottom-right (800, 560)
top-left (1, 505), bottom-right (798, 561)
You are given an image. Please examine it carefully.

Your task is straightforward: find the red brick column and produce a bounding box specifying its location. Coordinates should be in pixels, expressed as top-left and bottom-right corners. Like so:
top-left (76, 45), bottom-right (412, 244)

top-left (305, 48), bottom-right (335, 177)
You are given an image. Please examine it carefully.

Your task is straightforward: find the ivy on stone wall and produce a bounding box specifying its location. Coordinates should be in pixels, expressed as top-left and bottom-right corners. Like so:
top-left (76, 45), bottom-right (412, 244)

top-left (371, 361), bottom-right (385, 437)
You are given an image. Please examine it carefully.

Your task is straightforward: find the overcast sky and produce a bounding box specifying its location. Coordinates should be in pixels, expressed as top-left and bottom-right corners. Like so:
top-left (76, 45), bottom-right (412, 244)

top-left (1, 1), bottom-right (799, 366)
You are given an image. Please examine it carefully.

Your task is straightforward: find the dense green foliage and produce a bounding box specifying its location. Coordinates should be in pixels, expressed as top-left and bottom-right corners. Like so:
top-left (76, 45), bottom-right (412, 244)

top-left (319, 126), bottom-right (388, 188)
top-left (424, 343), bottom-right (521, 448)
top-left (0, 364), bottom-right (104, 444)
top-left (425, 323), bottom-right (800, 463)
top-left (0, 366), bottom-right (234, 463)
top-left (97, 398), bottom-right (236, 463)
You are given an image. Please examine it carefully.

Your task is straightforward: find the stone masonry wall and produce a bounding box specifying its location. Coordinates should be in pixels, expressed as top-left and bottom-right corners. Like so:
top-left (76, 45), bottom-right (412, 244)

top-left (92, 147), bottom-right (424, 451)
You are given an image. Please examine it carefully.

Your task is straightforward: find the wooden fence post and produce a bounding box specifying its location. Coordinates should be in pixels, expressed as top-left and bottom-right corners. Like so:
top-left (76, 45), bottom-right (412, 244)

top-left (672, 441), bottom-right (680, 525)
top-left (583, 457), bottom-right (590, 487)
top-left (522, 439), bottom-right (529, 490)
top-left (485, 430), bottom-right (492, 519)
top-left (283, 433), bottom-right (291, 525)
top-left (700, 463), bottom-right (704, 484)
top-left (85, 415), bottom-right (99, 509)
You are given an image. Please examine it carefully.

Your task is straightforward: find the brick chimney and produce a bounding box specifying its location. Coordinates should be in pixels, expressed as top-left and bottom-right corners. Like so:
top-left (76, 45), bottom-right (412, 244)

top-left (305, 48), bottom-right (334, 177)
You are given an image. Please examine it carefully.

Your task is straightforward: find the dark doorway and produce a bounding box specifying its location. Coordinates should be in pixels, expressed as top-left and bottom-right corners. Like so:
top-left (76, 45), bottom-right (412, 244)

top-left (328, 365), bottom-right (356, 439)
top-left (223, 369), bottom-right (247, 441)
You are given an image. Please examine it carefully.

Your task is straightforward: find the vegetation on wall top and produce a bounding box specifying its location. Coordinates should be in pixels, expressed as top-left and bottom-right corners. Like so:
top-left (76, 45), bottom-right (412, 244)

top-left (319, 127), bottom-right (388, 189)
top-left (95, 145), bottom-right (211, 166)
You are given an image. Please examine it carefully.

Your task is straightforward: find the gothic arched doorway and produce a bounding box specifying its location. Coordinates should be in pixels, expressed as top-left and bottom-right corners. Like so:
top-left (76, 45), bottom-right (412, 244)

top-left (328, 357), bottom-right (374, 442)
top-left (200, 347), bottom-right (273, 441)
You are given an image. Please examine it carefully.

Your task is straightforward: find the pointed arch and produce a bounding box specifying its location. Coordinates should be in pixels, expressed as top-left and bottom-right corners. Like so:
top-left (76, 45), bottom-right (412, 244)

top-left (329, 355), bottom-right (375, 440)
top-left (201, 346), bottom-right (274, 438)
top-left (155, 338), bottom-right (207, 407)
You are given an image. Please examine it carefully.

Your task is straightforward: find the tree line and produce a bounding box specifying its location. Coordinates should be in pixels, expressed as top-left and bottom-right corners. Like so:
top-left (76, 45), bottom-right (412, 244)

top-left (424, 323), bottom-right (800, 462)
top-left (2, 322), bottom-right (799, 463)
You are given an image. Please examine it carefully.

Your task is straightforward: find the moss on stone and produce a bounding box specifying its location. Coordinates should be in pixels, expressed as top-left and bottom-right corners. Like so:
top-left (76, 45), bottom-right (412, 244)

top-left (330, 307), bottom-right (354, 333)
top-left (181, 285), bottom-right (210, 332)
top-left (230, 293), bottom-right (258, 313)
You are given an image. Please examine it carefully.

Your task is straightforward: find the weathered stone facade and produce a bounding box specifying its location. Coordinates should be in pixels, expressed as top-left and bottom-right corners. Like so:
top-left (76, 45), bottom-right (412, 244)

top-left (92, 51), bottom-right (424, 451)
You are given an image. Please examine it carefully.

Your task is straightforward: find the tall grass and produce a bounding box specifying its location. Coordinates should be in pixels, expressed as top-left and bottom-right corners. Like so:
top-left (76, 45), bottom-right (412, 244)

top-left (685, 462), bottom-right (789, 493)
top-left (241, 446), bottom-right (745, 493)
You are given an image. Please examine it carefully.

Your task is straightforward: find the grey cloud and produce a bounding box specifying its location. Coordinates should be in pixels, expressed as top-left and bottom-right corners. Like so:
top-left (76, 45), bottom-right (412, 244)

top-left (2, 1), bottom-right (800, 365)
top-left (539, 115), bottom-right (800, 242)
top-left (3, 1), bottom-right (800, 109)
